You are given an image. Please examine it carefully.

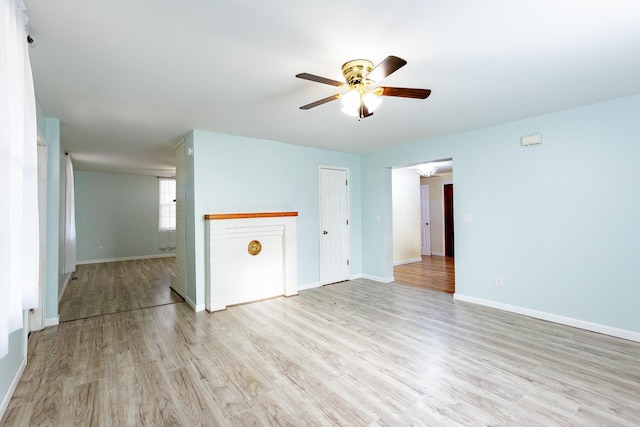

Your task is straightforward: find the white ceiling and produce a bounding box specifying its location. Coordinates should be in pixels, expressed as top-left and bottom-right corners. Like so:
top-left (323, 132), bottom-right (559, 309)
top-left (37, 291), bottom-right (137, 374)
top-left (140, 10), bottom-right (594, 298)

top-left (25, 0), bottom-right (640, 176)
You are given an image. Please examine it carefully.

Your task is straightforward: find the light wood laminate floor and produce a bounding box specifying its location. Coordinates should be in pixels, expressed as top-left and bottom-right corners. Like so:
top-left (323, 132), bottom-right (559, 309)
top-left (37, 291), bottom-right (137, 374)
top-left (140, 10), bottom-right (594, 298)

top-left (3, 268), bottom-right (640, 425)
top-left (394, 255), bottom-right (455, 293)
top-left (59, 258), bottom-right (184, 322)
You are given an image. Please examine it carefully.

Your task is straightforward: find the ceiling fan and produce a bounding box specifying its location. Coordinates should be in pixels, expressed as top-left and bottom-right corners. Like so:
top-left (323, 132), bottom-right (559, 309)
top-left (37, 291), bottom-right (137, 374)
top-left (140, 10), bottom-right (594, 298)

top-left (296, 55), bottom-right (431, 120)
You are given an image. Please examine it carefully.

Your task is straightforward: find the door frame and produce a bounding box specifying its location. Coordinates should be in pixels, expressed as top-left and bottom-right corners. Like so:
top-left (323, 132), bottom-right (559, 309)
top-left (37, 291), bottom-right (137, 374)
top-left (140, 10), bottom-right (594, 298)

top-left (442, 180), bottom-right (454, 257)
top-left (171, 139), bottom-right (187, 299)
top-left (318, 165), bottom-right (351, 285)
top-left (420, 184), bottom-right (431, 256)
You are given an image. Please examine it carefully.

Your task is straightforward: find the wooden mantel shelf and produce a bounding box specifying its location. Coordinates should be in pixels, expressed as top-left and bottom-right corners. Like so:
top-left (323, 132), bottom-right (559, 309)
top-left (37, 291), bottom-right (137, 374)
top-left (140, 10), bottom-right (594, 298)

top-left (204, 211), bottom-right (298, 220)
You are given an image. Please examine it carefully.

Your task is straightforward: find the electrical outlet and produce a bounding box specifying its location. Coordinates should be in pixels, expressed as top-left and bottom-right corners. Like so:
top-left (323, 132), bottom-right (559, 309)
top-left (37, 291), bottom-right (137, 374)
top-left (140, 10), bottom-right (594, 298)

top-left (495, 276), bottom-right (504, 287)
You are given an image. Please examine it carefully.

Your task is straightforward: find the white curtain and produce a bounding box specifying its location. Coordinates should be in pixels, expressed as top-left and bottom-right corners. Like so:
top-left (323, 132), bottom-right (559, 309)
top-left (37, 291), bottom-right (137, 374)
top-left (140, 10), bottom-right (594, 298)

top-left (0, 0), bottom-right (39, 358)
top-left (64, 155), bottom-right (76, 273)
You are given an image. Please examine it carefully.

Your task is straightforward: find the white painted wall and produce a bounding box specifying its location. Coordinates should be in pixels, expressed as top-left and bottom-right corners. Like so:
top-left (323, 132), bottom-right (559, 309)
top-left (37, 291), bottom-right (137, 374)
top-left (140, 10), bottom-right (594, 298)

top-left (392, 169), bottom-right (421, 264)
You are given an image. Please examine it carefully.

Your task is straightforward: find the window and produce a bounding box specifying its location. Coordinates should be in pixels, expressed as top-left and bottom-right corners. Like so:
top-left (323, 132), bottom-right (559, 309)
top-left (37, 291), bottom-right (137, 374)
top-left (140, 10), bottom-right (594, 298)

top-left (159, 178), bottom-right (176, 230)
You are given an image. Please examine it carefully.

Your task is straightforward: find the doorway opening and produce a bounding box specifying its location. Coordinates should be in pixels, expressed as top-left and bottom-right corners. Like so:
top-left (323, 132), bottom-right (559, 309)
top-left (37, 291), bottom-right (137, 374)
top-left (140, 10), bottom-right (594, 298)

top-left (391, 159), bottom-right (455, 293)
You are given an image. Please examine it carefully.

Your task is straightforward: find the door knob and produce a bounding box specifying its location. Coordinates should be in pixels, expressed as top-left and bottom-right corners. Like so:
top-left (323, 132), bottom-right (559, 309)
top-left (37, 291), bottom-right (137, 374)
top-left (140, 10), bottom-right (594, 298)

top-left (426, 222), bottom-right (429, 226)
top-left (323, 230), bottom-right (328, 235)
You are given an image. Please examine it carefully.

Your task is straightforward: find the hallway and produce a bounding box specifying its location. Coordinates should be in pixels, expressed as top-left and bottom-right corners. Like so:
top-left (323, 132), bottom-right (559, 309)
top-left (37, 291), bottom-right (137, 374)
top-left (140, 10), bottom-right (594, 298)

top-left (393, 256), bottom-right (455, 293)
top-left (58, 258), bottom-right (183, 322)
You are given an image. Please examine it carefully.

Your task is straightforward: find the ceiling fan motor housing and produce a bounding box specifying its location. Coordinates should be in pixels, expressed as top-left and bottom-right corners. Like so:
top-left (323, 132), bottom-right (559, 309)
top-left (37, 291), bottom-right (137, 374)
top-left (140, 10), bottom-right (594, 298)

top-left (341, 59), bottom-right (374, 87)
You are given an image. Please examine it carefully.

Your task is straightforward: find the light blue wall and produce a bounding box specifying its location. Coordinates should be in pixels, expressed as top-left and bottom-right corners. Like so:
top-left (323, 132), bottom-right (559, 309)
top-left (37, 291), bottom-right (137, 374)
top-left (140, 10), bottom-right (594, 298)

top-left (186, 130), bottom-right (361, 308)
top-left (0, 315), bottom-right (26, 408)
top-left (75, 171), bottom-right (176, 261)
top-left (362, 93), bottom-right (640, 333)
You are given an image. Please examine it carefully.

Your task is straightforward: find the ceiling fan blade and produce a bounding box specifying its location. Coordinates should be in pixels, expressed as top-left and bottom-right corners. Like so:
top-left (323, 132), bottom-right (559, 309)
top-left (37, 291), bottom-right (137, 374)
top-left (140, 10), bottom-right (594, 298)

top-left (365, 56), bottom-right (407, 83)
top-left (296, 73), bottom-right (345, 87)
top-left (376, 87), bottom-right (431, 99)
top-left (299, 94), bottom-right (341, 110)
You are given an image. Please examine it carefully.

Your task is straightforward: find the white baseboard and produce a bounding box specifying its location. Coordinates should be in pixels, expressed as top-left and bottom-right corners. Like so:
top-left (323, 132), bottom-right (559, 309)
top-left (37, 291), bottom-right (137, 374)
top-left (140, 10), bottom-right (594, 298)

top-left (453, 293), bottom-right (640, 343)
top-left (298, 282), bottom-right (320, 291)
top-left (45, 316), bottom-right (59, 327)
top-left (393, 257), bottom-right (422, 266)
top-left (431, 252), bottom-right (445, 256)
top-left (76, 253), bottom-right (176, 265)
top-left (299, 276), bottom-right (367, 290)
top-left (0, 355), bottom-right (26, 421)
top-left (361, 274), bottom-right (395, 283)
top-left (184, 295), bottom-right (205, 312)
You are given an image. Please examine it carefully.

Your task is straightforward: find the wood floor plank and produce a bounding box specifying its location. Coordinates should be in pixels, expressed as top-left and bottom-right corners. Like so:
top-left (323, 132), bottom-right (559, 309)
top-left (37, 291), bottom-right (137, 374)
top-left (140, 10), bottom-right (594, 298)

top-left (59, 258), bottom-right (183, 322)
top-left (64, 379), bottom-right (109, 427)
top-left (129, 360), bottom-right (186, 427)
top-left (393, 255), bottom-right (455, 292)
top-left (247, 383), bottom-right (336, 427)
top-left (165, 365), bottom-right (228, 426)
top-left (4, 258), bottom-right (640, 426)
top-left (0, 403), bottom-right (33, 427)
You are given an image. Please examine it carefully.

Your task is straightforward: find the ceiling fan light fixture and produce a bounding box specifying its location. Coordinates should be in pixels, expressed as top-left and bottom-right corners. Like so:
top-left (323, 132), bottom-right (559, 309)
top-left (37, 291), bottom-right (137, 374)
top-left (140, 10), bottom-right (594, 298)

top-left (418, 164), bottom-right (438, 177)
top-left (341, 88), bottom-right (382, 117)
top-left (341, 89), bottom-right (360, 115)
top-left (296, 55), bottom-right (430, 118)
top-left (362, 92), bottom-right (382, 112)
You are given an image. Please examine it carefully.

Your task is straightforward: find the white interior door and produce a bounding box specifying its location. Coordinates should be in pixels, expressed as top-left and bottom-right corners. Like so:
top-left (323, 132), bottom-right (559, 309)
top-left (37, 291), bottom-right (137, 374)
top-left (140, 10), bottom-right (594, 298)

top-left (420, 184), bottom-right (431, 256)
top-left (319, 167), bottom-right (350, 285)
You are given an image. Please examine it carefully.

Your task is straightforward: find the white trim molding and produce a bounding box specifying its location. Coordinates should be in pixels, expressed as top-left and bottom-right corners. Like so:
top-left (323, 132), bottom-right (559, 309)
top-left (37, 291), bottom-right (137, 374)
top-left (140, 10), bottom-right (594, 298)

top-left (45, 316), bottom-right (59, 327)
top-left (361, 274), bottom-right (395, 283)
top-left (0, 356), bottom-right (26, 420)
top-left (454, 293), bottom-right (640, 343)
top-left (184, 295), bottom-right (205, 312)
top-left (393, 257), bottom-right (422, 266)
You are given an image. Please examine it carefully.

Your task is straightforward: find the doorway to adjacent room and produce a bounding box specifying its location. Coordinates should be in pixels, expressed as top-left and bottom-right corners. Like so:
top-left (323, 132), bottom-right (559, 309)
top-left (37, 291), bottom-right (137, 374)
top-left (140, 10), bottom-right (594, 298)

top-left (392, 159), bottom-right (455, 293)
